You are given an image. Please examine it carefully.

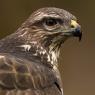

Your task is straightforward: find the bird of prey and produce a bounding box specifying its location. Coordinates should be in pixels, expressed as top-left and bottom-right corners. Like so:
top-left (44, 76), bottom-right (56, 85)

top-left (0, 7), bottom-right (82, 95)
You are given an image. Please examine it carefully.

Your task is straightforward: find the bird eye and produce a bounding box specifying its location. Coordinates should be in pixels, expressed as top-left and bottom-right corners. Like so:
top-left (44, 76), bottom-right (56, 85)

top-left (43, 18), bottom-right (60, 31)
top-left (45, 18), bottom-right (57, 26)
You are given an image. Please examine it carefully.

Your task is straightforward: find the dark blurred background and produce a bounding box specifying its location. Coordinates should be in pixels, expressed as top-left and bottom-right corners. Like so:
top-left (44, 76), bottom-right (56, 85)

top-left (0, 0), bottom-right (95, 95)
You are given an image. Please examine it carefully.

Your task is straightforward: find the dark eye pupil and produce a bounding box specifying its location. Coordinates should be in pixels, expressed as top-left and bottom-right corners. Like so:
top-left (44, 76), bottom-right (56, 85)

top-left (45, 18), bottom-right (57, 26)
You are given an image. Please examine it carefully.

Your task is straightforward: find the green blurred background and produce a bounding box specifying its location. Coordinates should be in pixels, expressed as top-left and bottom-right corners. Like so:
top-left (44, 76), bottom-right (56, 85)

top-left (0, 0), bottom-right (95, 95)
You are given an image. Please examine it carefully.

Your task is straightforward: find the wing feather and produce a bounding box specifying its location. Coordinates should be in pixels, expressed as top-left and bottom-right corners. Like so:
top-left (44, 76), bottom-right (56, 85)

top-left (0, 53), bottom-right (62, 95)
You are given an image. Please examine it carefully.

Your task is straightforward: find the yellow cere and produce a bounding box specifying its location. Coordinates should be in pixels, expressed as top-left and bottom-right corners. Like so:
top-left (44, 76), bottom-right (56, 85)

top-left (71, 20), bottom-right (78, 28)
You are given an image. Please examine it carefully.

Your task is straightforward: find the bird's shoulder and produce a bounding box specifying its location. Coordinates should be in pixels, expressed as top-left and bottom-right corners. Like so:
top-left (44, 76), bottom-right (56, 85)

top-left (0, 53), bottom-right (58, 89)
top-left (0, 53), bottom-right (62, 95)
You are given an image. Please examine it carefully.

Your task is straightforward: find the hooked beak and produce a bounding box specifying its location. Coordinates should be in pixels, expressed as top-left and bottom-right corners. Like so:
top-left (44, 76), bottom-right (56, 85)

top-left (70, 20), bottom-right (82, 41)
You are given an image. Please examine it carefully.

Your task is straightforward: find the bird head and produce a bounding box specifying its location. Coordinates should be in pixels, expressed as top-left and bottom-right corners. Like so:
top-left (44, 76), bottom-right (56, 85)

top-left (22, 7), bottom-right (82, 51)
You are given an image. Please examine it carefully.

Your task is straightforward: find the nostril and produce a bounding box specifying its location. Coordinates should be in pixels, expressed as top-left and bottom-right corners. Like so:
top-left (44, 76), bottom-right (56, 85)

top-left (71, 25), bottom-right (75, 28)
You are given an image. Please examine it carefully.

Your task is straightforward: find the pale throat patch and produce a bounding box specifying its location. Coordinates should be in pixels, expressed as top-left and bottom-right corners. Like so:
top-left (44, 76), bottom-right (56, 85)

top-left (49, 49), bottom-right (60, 66)
top-left (18, 43), bottom-right (60, 66)
top-left (48, 42), bottom-right (60, 66)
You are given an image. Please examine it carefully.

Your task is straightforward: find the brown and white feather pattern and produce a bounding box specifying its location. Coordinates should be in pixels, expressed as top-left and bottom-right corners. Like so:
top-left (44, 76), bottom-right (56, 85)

top-left (0, 7), bottom-right (81, 95)
top-left (0, 52), bottom-right (62, 95)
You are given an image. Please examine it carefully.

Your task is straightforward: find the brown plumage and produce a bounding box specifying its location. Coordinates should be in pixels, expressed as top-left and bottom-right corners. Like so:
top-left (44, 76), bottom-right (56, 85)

top-left (0, 7), bottom-right (82, 95)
